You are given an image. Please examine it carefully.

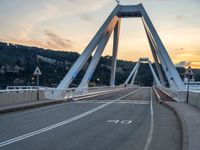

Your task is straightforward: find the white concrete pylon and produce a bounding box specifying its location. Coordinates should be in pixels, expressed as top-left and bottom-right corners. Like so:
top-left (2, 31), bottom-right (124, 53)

top-left (124, 61), bottom-right (140, 85)
top-left (110, 20), bottom-right (121, 86)
top-left (77, 24), bottom-right (117, 89)
top-left (139, 4), bottom-right (185, 90)
top-left (130, 63), bottom-right (140, 85)
top-left (56, 5), bottom-right (121, 90)
top-left (147, 60), bottom-right (161, 85)
top-left (54, 3), bottom-right (185, 99)
top-left (142, 20), bottom-right (165, 86)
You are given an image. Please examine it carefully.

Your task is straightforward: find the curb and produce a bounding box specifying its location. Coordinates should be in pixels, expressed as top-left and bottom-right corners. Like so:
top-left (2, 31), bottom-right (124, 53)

top-left (0, 100), bottom-right (66, 114)
top-left (153, 87), bottom-right (188, 150)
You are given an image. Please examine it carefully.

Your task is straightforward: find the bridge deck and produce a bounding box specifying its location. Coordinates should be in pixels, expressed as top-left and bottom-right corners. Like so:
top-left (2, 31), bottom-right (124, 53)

top-left (0, 87), bottom-right (181, 150)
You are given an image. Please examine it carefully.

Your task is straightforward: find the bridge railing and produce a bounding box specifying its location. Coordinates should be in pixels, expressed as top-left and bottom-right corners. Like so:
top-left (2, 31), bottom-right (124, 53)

top-left (156, 85), bottom-right (200, 108)
top-left (44, 85), bottom-right (126, 100)
top-left (0, 88), bottom-right (38, 93)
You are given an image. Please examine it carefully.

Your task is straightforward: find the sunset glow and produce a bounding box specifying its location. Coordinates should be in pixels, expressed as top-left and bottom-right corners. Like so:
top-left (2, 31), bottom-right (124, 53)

top-left (0, 0), bottom-right (199, 68)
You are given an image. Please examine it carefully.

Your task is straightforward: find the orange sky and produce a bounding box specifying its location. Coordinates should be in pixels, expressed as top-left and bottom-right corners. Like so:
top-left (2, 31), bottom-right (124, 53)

top-left (0, 0), bottom-right (200, 68)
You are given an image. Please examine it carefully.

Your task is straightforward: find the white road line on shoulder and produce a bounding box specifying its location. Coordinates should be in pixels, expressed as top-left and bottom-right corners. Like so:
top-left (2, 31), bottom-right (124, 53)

top-left (0, 88), bottom-right (141, 148)
top-left (143, 88), bottom-right (154, 150)
top-left (75, 101), bottom-right (149, 104)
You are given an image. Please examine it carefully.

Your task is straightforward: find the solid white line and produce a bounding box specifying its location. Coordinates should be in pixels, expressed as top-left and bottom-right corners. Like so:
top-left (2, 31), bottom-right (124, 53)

top-left (143, 88), bottom-right (154, 150)
top-left (75, 101), bottom-right (149, 104)
top-left (0, 88), bottom-right (141, 148)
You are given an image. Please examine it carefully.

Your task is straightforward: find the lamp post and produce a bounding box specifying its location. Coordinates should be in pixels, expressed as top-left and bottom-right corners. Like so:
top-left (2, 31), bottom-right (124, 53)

top-left (186, 66), bottom-right (192, 103)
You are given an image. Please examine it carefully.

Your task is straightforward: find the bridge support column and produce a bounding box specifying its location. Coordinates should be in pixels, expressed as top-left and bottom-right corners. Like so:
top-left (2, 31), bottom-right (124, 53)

top-left (124, 62), bottom-right (140, 85)
top-left (148, 60), bottom-right (161, 85)
top-left (143, 22), bottom-right (165, 86)
top-left (130, 63), bottom-right (140, 85)
top-left (77, 30), bottom-right (114, 89)
top-left (139, 4), bottom-right (185, 90)
top-left (55, 6), bottom-right (120, 90)
top-left (110, 20), bottom-right (121, 86)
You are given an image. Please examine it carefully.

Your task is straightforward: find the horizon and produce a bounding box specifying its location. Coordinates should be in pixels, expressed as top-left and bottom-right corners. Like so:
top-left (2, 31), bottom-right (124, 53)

top-left (0, 0), bottom-right (200, 68)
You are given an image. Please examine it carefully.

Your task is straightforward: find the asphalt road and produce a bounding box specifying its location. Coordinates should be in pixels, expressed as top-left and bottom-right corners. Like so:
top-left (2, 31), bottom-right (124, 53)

top-left (0, 87), bottom-right (181, 150)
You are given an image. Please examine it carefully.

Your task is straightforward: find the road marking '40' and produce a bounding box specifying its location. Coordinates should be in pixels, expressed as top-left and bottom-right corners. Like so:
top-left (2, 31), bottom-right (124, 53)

top-left (106, 120), bottom-right (132, 125)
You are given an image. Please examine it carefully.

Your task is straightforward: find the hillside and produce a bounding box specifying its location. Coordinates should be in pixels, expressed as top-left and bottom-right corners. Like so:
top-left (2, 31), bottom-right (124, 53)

top-left (0, 41), bottom-right (195, 89)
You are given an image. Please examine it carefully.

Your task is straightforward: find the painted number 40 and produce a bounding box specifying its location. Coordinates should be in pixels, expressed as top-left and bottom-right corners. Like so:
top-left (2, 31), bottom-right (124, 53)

top-left (106, 120), bottom-right (132, 125)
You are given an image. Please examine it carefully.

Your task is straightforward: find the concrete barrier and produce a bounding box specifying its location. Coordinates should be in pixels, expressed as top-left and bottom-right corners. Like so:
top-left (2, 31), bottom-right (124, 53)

top-left (0, 90), bottom-right (44, 106)
top-left (156, 85), bottom-right (200, 109)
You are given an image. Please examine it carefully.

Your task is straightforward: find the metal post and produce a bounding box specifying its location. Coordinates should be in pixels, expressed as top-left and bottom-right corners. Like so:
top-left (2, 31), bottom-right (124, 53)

top-left (37, 75), bottom-right (39, 100)
top-left (186, 73), bottom-right (190, 103)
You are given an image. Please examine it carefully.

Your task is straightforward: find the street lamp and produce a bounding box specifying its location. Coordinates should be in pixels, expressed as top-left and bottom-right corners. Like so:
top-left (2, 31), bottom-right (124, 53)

top-left (186, 66), bottom-right (192, 103)
top-left (96, 78), bottom-right (100, 86)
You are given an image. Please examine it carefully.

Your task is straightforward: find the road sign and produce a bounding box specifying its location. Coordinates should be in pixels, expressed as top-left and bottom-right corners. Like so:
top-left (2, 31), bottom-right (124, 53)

top-left (33, 66), bottom-right (42, 76)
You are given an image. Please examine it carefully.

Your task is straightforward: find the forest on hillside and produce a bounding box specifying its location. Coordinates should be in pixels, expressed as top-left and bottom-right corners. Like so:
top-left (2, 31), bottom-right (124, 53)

top-left (0, 42), bottom-right (197, 89)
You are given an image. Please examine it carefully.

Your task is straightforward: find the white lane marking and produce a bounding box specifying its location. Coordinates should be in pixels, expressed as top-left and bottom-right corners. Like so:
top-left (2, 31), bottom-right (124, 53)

top-left (0, 88), bottom-right (136, 119)
top-left (75, 100), bottom-right (149, 104)
top-left (0, 88), bottom-right (141, 148)
top-left (143, 88), bottom-right (154, 150)
top-left (117, 101), bottom-right (150, 104)
top-left (106, 120), bottom-right (132, 125)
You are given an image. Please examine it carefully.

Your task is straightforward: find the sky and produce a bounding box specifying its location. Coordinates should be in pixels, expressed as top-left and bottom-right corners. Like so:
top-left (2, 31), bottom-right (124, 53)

top-left (0, 0), bottom-right (200, 68)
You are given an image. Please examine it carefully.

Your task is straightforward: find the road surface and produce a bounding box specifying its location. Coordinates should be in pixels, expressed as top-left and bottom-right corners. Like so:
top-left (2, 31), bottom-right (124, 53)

top-left (0, 87), bottom-right (181, 150)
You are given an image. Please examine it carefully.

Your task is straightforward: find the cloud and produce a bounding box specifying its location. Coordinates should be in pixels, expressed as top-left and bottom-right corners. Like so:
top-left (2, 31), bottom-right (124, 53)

top-left (79, 14), bottom-right (95, 22)
top-left (176, 14), bottom-right (200, 20)
top-left (176, 47), bottom-right (184, 51)
top-left (44, 30), bottom-right (74, 50)
top-left (175, 61), bottom-right (191, 67)
top-left (2, 30), bottom-right (75, 51)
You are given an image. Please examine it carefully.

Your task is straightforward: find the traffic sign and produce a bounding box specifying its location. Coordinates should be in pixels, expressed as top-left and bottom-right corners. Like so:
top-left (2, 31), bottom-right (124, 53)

top-left (33, 66), bottom-right (42, 75)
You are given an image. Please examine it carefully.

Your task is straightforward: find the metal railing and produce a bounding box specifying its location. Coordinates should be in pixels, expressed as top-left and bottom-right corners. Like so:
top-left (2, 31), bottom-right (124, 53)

top-left (156, 85), bottom-right (200, 108)
top-left (44, 85), bottom-right (126, 100)
top-left (0, 86), bottom-right (45, 94)
top-left (0, 85), bottom-right (133, 100)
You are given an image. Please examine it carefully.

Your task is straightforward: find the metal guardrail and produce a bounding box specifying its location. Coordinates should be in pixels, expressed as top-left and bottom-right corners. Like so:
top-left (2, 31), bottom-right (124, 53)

top-left (44, 85), bottom-right (125, 100)
top-left (156, 86), bottom-right (200, 108)
top-left (0, 89), bottom-right (38, 93)
top-left (0, 85), bottom-right (125, 99)
top-left (0, 86), bottom-right (46, 94)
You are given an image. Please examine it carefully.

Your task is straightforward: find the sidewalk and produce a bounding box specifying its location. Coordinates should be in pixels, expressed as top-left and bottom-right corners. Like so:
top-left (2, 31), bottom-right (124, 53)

top-left (154, 88), bottom-right (200, 150)
top-left (0, 99), bottom-right (66, 114)
top-left (165, 102), bottom-right (200, 150)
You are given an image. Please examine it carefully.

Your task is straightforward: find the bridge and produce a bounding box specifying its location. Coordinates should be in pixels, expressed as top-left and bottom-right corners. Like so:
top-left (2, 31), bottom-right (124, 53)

top-left (0, 3), bottom-right (200, 150)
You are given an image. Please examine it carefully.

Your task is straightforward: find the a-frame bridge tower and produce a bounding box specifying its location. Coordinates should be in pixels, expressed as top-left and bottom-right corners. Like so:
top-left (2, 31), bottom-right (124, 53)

top-left (54, 4), bottom-right (185, 98)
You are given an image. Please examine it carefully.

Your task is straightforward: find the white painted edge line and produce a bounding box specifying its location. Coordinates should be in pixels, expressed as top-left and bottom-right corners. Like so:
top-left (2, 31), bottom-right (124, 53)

top-left (75, 101), bottom-right (149, 104)
top-left (143, 88), bottom-right (154, 150)
top-left (0, 88), bottom-right (141, 148)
